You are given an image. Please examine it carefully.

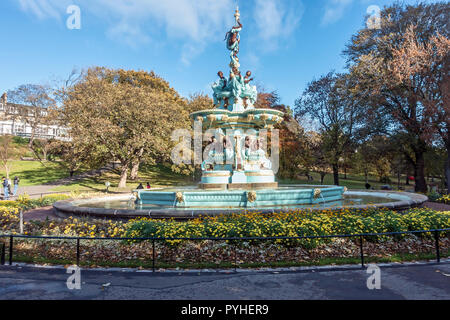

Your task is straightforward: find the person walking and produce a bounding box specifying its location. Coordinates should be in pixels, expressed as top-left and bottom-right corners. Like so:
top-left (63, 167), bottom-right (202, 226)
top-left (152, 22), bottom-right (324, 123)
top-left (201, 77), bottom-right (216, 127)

top-left (1, 177), bottom-right (4, 199)
top-left (2, 177), bottom-right (9, 200)
top-left (13, 176), bottom-right (19, 196)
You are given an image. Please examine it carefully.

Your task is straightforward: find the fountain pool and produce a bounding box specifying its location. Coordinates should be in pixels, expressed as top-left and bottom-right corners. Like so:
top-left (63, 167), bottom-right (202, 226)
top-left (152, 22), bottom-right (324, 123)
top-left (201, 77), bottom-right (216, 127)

top-left (53, 186), bottom-right (428, 220)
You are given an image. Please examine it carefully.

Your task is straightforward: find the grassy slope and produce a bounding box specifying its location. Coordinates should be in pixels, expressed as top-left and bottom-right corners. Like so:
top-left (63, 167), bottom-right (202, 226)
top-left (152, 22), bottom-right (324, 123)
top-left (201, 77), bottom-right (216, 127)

top-left (0, 135), bottom-right (417, 191)
top-left (49, 164), bottom-right (193, 192)
top-left (0, 136), bottom-right (70, 185)
top-left (1, 135), bottom-right (192, 190)
top-left (1, 159), bottom-right (415, 192)
top-left (279, 171), bottom-right (414, 191)
top-left (0, 160), bottom-right (69, 186)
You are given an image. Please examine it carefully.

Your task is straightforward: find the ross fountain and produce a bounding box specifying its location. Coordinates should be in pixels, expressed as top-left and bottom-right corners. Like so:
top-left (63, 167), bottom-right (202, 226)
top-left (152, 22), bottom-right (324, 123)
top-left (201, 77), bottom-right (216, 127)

top-left (135, 7), bottom-right (345, 209)
top-left (53, 8), bottom-right (428, 219)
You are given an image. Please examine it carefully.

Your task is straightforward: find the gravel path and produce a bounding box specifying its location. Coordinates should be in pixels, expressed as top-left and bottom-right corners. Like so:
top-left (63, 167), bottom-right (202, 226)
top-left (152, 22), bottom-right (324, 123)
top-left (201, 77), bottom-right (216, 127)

top-left (23, 206), bottom-right (61, 222)
top-left (421, 201), bottom-right (450, 211)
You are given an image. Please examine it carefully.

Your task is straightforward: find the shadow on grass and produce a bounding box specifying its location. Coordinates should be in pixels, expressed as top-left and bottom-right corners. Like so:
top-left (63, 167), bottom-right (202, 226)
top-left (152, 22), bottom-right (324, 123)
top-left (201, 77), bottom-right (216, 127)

top-left (50, 164), bottom-right (194, 192)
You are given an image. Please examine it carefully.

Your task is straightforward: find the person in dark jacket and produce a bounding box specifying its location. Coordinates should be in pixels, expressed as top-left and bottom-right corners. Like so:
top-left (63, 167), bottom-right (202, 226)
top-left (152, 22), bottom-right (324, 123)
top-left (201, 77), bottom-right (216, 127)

top-left (13, 176), bottom-right (19, 196)
top-left (2, 177), bottom-right (9, 200)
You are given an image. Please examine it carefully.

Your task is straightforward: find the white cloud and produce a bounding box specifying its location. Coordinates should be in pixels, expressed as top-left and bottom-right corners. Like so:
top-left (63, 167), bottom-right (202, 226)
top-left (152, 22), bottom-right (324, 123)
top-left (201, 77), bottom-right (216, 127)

top-left (15, 0), bottom-right (235, 63)
top-left (18, 0), bottom-right (63, 20)
top-left (253, 0), bottom-right (304, 51)
top-left (15, 0), bottom-right (308, 63)
top-left (321, 0), bottom-right (354, 26)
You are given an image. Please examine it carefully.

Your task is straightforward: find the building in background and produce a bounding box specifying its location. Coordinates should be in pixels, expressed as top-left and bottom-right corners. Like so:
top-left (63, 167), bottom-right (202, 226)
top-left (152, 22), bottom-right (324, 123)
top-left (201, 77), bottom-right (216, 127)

top-left (0, 92), bottom-right (67, 140)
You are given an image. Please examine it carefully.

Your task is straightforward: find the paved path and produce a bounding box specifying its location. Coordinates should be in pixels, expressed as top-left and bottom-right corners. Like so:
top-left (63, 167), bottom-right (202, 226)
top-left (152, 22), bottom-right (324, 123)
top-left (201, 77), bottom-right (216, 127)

top-left (23, 206), bottom-right (60, 222)
top-left (422, 201), bottom-right (450, 211)
top-left (2, 162), bottom-right (119, 200)
top-left (12, 185), bottom-right (61, 199)
top-left (0, 262), bottom-right (449, 300)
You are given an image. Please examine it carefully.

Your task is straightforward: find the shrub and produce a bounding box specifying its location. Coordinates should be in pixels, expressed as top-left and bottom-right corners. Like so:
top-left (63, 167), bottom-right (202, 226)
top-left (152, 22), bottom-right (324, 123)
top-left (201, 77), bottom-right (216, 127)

top-left (0, 200), bottom-right (20, 208)
top-left (437, 194), bottom-right (450, 205)
top-left (15, 194), bottom-right (71, 210)
top-left (122, 208), bottom-right (450, 247)
top-left (427, 191), bottom-right (442, 202)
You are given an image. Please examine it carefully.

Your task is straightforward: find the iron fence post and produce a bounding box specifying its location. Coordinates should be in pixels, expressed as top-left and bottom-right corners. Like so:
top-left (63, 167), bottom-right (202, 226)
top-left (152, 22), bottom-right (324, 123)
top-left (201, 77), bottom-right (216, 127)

top-left (359, 235), bottom-right (364, 268)
top-left (234, 243), bottom-right (237, 272)
top-left (9, 236), bottom-right (13, 266)
top-left (76, 238), bottom-right (80, 266)
top-left (434, 230), bottom-right (440, 263)
top-left (1, 242), bottom-right (5, 265)
top-left (152, 239), bottom-right (156, 272)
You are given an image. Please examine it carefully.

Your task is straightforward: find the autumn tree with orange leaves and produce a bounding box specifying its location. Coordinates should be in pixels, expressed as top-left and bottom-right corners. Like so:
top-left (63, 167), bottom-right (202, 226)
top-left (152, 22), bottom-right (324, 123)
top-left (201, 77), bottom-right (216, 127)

top-left (344, 1), bottom-right (449, 192)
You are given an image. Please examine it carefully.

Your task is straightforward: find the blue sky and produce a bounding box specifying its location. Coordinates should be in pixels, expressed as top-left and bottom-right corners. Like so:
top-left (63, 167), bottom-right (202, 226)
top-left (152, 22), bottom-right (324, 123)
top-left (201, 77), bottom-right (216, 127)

top-left (0, 0), bottom-right (434, 107)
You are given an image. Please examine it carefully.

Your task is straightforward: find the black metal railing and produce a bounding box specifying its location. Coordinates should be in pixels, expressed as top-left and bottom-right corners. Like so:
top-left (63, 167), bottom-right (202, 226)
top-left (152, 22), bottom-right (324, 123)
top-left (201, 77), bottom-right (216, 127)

top-left (0, 228), bottom-right (448, 271)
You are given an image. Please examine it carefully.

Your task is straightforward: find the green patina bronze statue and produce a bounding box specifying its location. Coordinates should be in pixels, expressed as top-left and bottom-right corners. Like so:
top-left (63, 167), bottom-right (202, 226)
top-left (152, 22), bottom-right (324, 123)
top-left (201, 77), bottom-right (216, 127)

top-left (212, 7), bottom-right (258, 111)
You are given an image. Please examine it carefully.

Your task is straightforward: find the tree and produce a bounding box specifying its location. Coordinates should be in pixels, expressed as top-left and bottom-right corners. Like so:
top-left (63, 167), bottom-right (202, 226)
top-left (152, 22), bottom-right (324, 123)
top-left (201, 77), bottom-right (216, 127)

top-left (343, 1), bottom-right (449, 192)
top-left (363, 136), bottom-right (394, 183)
top-left (295, 72), bottom-right (364, 185)
top-left (390, 25), bottom-right (450, 192)
top-left (7, 84), bottom-right (56, 149)
top-left (0, 135), bottom-right (13, 179)
top-left (255, 87), bottom-right (280, 109)
top-left (170, 93), bottom-right (214, 181)
top-left (303, 131), bottom-right (331, 184)
top-left (60, 67), bottom-right (188, 188)
top-left (47, 139), bottom-right (103, 177)
top-left (276, 104), bottom-right (306, 180)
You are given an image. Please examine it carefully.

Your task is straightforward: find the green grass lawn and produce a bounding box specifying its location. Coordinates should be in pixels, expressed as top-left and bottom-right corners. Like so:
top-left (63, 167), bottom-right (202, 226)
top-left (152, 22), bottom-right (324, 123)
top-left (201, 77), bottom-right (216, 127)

top-left (0, 160), bottom-right (70, 186)
top-left (50, 163), bottom-right (193, 192)
top-left (278, 171), bottom-right (415, 191)
top-left (1, 159), bottom-right (419, 193)
top-left (0, 159), bottom-right (192, 191)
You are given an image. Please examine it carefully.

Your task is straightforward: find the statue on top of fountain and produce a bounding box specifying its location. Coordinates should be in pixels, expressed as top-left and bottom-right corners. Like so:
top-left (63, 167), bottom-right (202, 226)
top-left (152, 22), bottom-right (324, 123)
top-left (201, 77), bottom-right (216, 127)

top-left (211, 7), bottom-right (258, 112)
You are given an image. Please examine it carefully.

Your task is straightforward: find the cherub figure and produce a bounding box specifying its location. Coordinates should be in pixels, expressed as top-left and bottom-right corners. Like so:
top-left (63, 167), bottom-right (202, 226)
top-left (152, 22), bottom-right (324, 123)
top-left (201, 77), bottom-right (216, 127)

top-left (211, 71), bottom-right (230, 107)
top-left (242, 71), bottom-right (257, 107)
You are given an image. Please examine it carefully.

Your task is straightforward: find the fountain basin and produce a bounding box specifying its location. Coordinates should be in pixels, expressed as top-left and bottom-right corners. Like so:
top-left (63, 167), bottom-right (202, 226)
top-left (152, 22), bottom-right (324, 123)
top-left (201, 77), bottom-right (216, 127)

top-left (53, 187), bottom-right (428, 220)
top-left (135, 185), bottom-right (344, 208)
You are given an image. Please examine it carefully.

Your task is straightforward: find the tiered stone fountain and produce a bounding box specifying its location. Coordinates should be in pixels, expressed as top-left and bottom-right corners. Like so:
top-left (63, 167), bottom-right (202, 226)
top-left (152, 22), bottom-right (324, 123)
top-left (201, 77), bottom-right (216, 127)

top-left (53, 8), bottom-right (428, 219)
top-left (135, 8), bottom-right (345, 210)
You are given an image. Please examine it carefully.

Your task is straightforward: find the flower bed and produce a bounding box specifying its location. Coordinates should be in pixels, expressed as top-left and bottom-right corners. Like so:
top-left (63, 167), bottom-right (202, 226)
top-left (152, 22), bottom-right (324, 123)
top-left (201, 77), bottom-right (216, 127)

top-left (123, 208), bottom-right (450, 246)
top-left (0, 194), bottom-right (71, 210)
top-left (0, 199), bottom-right (449, 268)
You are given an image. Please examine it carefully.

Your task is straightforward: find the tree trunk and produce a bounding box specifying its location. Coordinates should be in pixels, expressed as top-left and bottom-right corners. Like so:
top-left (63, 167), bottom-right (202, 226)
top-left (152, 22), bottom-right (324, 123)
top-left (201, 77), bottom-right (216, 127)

top-left (130, 148), bottom-right (144, 180)
top-left (320, 173), bottom-right (326, 184)
top-left (414, 151), bottom-right (427, 193)
top-left (3, 165), bottom-right (10, 180)
top-left (446, 147), bottom-right (450, 194)
top-left (28, 130), bottom-right (35, 150)
top-left (332, 163), bottom-right (339, 186)
top-left (130, 161), bottom-right (140, 180)
top-left (118, 164), bottom-right (129, 188)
